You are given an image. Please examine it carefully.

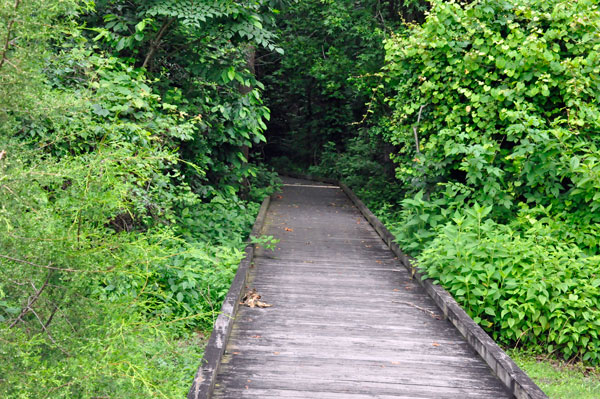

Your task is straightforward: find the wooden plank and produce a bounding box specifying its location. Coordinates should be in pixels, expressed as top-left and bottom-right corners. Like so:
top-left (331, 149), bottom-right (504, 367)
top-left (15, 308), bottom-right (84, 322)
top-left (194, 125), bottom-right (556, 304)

top-left (219, 354), bottom-right (495, 373)
top-left (232, 316), bottom-right (461, 336)
top-left (221, 347), bottom-right (497, 369)
top-left (212, 387), bottom-right (490, 399)
top-left (213, 376), bottom-right (510, 398)
top-left (214, 367), bottom-right (506, 390)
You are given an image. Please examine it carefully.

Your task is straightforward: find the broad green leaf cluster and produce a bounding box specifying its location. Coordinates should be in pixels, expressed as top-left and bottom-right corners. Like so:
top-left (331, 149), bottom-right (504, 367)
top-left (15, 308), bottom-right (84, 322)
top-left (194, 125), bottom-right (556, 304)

top-left (421, 204), bottom-right (600, 363)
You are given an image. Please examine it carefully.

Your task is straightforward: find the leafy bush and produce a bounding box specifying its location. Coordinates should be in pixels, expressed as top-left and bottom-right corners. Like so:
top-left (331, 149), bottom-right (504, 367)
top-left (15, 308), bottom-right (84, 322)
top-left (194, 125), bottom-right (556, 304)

top-left (383, 0), bottom-right (600, 215)
top-left (0, 0), bottom-right (281, 397)
top-left (370, 0), bottom-right (600, 364)
top-left (419, 204), bottom-right (600, 363)
top-left (0, 146), bottom-right (203, 397)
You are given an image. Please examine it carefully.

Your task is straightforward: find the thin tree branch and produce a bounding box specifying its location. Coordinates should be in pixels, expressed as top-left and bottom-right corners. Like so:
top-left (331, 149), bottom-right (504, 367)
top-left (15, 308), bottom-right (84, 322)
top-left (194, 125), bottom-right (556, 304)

top-left (413, 104), bottom-right (425, 155)
top-left (9, 271), bottom-right (52, 328)
top-left (0, 254), bottom-right (115, 273)
top-left (162, 36), bottom-right (206, 60)
top-left (43, 304), bottom-right (59, 329)
top-left (0, 0), bottom-right (21, 70)
top-left (142, 18), bottom-right (175, 69)
top-left (30, 307), bottom-right (70, 356)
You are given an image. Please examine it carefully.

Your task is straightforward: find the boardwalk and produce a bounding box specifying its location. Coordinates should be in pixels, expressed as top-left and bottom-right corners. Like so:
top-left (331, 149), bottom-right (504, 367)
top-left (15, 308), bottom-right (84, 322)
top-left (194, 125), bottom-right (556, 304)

top-left (211, 177), bottom-right (513, 398)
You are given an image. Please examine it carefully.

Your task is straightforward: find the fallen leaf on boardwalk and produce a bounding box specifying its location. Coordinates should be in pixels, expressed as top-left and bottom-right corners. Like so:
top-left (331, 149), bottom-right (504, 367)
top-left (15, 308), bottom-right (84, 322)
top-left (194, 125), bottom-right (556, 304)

top-left (277, 195), bottom-right (283, 199)
top-left (284, 227), bottom-right (293, 232)
top-left (240, 289), bottom-right (272, 308)
top-left (391, 361), bottom-right (401, 365)
top-left (233, 352), bottom-right (240, 355)
top-left (251, 335), bottom-right (262, 338)
top-left (432, 342), bottom-right (440, 347)
top-left (273, 352), bottom-right (280, 355)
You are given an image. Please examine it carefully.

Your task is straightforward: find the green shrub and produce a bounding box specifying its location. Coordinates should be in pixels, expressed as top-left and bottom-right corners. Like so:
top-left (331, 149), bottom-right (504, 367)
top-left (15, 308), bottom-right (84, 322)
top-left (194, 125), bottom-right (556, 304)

top-left (0, 1), bottom-right (280, 395)
top-left (419, 204), bottom-right (600, 363)
top-left (383, 0), bottom-right (600, 216)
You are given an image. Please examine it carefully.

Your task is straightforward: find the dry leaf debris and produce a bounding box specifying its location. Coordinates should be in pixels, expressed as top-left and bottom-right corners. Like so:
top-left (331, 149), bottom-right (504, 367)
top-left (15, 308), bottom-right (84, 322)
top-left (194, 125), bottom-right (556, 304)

top-left (240, 288), bottom-right (272, 308)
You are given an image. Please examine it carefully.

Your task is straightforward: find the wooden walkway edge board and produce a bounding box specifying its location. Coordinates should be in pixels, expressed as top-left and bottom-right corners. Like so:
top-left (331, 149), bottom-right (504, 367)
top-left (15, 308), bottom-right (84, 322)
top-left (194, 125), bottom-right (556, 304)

top-left (187, 195), bottom-right (271, 399)
top-left (286, 172), bottom-right (547, 399)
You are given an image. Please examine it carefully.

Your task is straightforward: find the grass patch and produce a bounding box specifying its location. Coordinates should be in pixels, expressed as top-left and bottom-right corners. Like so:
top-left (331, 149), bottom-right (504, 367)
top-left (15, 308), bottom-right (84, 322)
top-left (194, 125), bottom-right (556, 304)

top-left (508, 349), bottom-right (600, 398)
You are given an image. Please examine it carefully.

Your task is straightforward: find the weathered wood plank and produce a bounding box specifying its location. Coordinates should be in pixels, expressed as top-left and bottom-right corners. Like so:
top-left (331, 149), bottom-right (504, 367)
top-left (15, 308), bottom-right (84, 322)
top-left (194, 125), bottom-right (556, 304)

top-left (213, 376), bottom-right (511, 398)
top-left (212, 387), bottom-right (490, 399)
top-left (214, 367), bottom-right (506, 391)
top-left (219, 354), bottom-right (495, 373)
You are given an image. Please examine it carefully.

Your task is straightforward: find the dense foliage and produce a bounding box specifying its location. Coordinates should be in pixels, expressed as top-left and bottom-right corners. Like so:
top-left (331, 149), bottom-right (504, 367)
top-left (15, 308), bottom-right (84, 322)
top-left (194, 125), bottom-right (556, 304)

top-left (3, 0), bottom-right (600, 395)
top-left (267, 0), bottom-right (600, 364)
top-left (381, 0), bottom-right (600, 362)
top-left (420, 204), bottom-right (600, 363)
top-left (1, 0), bottom-right (280, 397)
top-left (263, 0), bottom-right (424, 167)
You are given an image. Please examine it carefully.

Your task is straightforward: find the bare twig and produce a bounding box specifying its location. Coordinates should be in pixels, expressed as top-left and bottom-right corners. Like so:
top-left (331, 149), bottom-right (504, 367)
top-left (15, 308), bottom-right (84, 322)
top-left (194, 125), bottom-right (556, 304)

top-left (2, 56), bottom-right (21, 71)
top-left (30, 307), bottom-right (69, 356)
top-left (142, 18), bottom-right (175, 69)
top-left (162, 35), bottom-right (206, 59)
top-left (413, 105), bottom-right (425, 155)
top-left (43, 304), bottom-right (59, 329)
top-left (0, 254), bottom-right (115, 273)
top-left (9, 271), bottom-right (52, 328)
top-left (0, 0), bottom-right (21, 70)
top-left (392, 300), bottom-right (441, 319)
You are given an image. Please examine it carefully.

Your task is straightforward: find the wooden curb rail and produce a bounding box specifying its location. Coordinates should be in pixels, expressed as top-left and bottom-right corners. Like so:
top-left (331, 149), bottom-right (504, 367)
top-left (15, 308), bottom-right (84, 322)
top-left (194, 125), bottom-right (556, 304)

top-left (187, 195), bottom-right (271, 399)
top-left (283, 171), bottom-right (547, 399)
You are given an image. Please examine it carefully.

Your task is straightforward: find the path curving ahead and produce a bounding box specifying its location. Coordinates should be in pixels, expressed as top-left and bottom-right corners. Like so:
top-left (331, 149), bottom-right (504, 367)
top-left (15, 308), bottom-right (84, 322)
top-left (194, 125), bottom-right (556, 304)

top-left (211, 177), bottom-right (512, 398)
